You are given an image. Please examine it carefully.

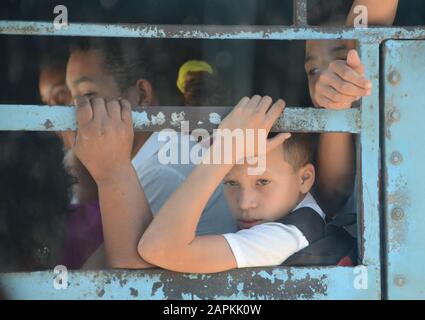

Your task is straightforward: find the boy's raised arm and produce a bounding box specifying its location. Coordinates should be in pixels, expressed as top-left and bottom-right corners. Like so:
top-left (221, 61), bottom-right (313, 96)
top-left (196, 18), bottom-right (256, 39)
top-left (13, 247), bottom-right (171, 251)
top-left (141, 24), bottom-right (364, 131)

top-left (138, 96), bottom-right (290, 273)
top-left (72, 97), bottom-right (154, 269)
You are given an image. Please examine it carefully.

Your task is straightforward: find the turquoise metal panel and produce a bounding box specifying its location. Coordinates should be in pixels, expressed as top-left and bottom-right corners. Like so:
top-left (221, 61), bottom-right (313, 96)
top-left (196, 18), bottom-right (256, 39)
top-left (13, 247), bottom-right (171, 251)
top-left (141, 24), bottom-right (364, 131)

top-left (0, 266), bottom-right (379, 300)
top-left (383, 40), bottom-right (425, 299)
top-left (0, 105), bottom-right (361, 133)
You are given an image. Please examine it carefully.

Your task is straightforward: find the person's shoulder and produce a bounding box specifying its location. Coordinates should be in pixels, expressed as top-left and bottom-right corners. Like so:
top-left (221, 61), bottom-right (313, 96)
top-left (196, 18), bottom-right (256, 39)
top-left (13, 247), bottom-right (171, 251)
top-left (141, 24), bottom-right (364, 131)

top-left (292, 193), bottom-right (326, 220)
top-left (276, 206), bottom-right (325, 244)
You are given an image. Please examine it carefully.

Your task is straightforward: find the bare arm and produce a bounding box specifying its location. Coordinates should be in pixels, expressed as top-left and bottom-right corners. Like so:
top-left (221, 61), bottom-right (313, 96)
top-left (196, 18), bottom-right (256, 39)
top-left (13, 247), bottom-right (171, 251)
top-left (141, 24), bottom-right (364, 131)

top-left (139, 156), bottom-right (237, 273)
top-left (316, 133), bottom-right (355, 214)
top-left (139, 96), bottom-right (290, 273)
top-left (315, 0), bottom-right (399, 213)
top-left (73, 97), bottom-right (154, 269)
top-left (97, 163), bottom-right (154, 269)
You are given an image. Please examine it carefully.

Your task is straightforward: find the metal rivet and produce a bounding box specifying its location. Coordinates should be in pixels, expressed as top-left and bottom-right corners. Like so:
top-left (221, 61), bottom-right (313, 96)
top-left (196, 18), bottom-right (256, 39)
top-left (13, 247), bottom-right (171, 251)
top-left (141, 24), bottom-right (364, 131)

top-left (390, 151), bottom-right (403, 165)
top-left (389, 110), bottom-right (401, 122)
top-left (391, 207), bottom-right (404, 220)
top-left (394, 275), bottom-right (406, 287)
top-left (388, 71), bottom-right (401, 85)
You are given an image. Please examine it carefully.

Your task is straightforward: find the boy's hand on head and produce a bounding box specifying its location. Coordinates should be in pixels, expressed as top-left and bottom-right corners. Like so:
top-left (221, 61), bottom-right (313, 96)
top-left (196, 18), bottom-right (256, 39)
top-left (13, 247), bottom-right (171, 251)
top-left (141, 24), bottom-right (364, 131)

top-left (72, 96), bottom-right (134, 184)
top-left (217, 95), bottom-right (291, 162)
top-left (314, 49), bottom-right (372, 109)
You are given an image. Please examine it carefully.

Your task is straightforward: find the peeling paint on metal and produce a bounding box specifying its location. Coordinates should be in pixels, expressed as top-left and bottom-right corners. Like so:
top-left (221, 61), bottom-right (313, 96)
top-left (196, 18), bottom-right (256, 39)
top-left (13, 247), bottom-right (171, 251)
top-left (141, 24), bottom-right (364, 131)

top-left (1, 22), bottom-right (425, 42)
top-left (170, 111), bottom-right (186, 128)
top-left (0, 105), bottom-right (360, 133)
top-left (208, 112), bottom-right (221, 125)
top-left (150, 111), bottom-right (166, 126)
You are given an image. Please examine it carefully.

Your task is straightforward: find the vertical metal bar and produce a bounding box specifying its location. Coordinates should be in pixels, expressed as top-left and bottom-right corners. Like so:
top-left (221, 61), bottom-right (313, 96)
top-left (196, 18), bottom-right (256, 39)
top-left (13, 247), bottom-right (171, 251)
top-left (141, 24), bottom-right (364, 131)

top-left (358, 41), bottom-right (382, 298)
top-left (293, 0), bottom-right (308, 26)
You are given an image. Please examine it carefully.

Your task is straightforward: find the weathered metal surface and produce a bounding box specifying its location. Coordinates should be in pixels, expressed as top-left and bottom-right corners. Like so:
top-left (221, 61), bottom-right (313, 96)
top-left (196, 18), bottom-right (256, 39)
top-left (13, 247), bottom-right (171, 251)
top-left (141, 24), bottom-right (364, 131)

top-left (0, 266), bottom-right (379, 300)
top-left (383, 40), bottom-right (425, 299)
top-left (1, 21), bottom-right (425, 41)
top-left (0, 105), bottom-right (361, 133)
top-left (357, 42), bottom-right (382, 297)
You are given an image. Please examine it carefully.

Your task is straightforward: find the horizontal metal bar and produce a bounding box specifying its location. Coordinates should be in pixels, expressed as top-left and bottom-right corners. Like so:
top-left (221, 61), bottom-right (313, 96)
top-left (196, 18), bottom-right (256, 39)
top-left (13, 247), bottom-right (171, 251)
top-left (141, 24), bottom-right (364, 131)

top-left (293, 0), bottom-right (308, 26)
top-left (0, 105), bottom-right (361, 133)
top-left (0, 266), bottom-right (379, 300)
top-left (1, 21), bottom-right (425, 41)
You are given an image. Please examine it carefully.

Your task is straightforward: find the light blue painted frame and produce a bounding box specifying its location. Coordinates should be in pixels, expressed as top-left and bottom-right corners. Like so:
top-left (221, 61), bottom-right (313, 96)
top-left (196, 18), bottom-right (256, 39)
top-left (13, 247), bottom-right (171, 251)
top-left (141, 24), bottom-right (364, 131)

top-left (382, 40), bottom-right (425, 300)
top-left (0, 1), bottom-right (424, 300)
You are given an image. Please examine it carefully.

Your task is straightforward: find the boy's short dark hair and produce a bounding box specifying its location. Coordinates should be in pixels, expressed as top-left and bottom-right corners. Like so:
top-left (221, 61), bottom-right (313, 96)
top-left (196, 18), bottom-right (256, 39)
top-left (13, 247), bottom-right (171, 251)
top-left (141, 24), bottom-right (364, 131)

top-left (283, 133), bottom-right (314, 170)
top-left (269, 132), bottom-right (315, 170)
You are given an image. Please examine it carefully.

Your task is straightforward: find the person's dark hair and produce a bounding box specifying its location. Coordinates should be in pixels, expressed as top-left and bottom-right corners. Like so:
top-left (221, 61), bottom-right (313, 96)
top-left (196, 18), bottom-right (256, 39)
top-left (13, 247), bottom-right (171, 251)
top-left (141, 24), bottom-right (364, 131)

top-left (40, 47), bottom-right (69, 74)
top-left (0, 132), bottom-right (73, 272)
top-left (308, 0), bottom-right (353, 25)
top-left (268, 132), bottom-right (317, 170)
top-left (183, 71), bottom-right (231, 106)
top-left (69, 37), bottom-right (161, 95)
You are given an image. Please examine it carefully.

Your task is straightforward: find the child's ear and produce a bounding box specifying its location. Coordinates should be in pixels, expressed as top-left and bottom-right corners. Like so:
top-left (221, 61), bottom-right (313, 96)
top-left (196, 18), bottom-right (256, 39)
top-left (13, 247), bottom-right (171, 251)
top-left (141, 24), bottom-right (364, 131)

top-left (298, 163), bottom-right (315, 194)
top-left (135, 78), bottom-right (155, 106)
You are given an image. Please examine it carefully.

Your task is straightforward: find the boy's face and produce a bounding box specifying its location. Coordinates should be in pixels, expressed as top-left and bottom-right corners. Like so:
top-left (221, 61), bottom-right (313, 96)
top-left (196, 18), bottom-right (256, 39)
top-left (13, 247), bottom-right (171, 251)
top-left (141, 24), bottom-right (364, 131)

top-left (223, 146), bottom-right (314, 230)
top-left (305, 39), bottom-right (356, 107)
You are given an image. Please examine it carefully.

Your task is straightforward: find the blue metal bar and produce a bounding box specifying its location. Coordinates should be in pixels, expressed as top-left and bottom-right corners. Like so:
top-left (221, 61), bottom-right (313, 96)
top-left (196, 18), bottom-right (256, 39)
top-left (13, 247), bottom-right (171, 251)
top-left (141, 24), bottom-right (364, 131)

top-left (358, 41), bottom-right (382, 297)
top-left (0, 266), bottom-right (380, 300)
top-left (0, 105), bottom-right (361, 133)
top-left (1, 21), bottom-right (425, 41)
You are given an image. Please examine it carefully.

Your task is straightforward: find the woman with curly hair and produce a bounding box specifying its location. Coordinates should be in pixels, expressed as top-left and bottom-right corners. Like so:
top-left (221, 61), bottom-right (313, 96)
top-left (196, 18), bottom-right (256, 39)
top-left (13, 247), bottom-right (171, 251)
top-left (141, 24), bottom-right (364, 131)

top-left (0, 131), bottom-right (103, 272)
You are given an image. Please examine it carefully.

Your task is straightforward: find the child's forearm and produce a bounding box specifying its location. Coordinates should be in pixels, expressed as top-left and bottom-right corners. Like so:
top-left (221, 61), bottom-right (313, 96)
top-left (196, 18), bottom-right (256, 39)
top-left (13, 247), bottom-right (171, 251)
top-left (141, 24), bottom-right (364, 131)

top-left (141, 143), bottom-right (234, 252)
top-left (347, 0), bottom-right (399, 26)
top-left (97, 162), bottom-right (154, 269)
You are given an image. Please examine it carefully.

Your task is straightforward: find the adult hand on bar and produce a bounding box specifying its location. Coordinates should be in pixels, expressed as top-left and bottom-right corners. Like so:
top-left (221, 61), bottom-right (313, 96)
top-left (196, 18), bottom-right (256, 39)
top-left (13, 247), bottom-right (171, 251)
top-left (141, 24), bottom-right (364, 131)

top-left (313, 49), bottom-right (372, 109)
top-left (71, 96), bottom-right (134, 184)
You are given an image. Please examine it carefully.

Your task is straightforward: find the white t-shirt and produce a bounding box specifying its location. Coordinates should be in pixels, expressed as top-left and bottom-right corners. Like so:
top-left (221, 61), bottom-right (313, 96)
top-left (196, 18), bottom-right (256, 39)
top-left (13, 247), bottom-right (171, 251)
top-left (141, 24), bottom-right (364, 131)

top-left (131, 132), bottom-right (163, 168)
top-left (132, 132), bottom-right (237, 236)
top-left (222, 193), bottom-right (325, 268)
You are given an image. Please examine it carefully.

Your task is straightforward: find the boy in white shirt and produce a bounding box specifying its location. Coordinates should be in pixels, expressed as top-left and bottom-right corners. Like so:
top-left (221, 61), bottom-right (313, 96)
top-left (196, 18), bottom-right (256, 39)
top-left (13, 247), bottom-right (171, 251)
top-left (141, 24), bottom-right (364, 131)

top-left (72, 94), bottom-right (352, 273)
top-left (74, 96), bottom-right (354, 273)
top-left (138, 96), bottom-right (337, 273)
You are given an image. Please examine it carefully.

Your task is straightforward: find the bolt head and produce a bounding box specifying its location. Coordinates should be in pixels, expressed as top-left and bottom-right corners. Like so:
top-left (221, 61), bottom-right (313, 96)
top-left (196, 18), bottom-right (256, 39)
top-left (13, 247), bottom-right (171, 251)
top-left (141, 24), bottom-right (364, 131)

top-left (391, 207), bottom-right (404, 220)
top-left (390, 151), bottom-right (403, 165)
top-left (388, 71), bottom-right (401, 85)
